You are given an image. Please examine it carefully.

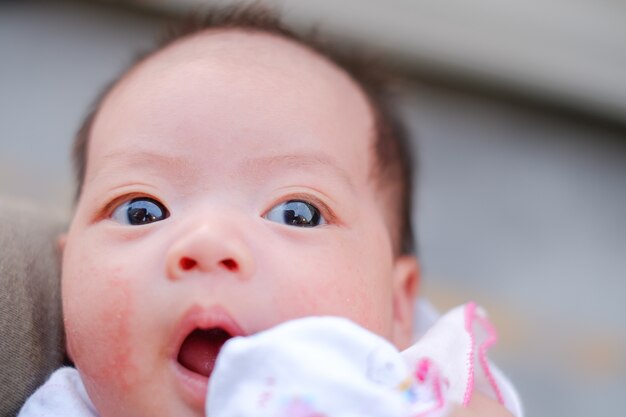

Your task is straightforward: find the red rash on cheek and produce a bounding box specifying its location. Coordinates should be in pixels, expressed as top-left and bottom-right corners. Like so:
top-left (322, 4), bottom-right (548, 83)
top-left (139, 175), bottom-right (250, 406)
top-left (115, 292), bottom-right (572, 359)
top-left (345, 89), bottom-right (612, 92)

top-left (105, 278), bottom-right (137, 386)
top-left (75, 276), bottom-right (140, 390)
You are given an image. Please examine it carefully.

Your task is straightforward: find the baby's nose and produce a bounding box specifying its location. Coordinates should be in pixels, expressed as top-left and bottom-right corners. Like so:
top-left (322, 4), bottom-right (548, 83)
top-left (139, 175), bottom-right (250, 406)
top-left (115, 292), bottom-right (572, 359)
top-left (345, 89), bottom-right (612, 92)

top-left (165, 224), bottom-right (255, 281)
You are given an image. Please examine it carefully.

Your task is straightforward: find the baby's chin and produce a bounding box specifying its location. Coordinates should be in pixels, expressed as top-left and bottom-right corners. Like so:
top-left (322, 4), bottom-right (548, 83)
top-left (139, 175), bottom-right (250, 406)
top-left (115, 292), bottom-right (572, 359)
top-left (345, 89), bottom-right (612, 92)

top-left (82, 372), bottom-right (204, 417)
top-left (73, 340), bottom-right (213, 416)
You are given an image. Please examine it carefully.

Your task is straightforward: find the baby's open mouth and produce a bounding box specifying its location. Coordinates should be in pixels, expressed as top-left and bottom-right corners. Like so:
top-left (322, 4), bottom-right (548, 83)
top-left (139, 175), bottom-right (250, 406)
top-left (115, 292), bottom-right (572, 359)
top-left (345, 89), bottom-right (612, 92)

top-left (177, 327), bottom-right (233, 377)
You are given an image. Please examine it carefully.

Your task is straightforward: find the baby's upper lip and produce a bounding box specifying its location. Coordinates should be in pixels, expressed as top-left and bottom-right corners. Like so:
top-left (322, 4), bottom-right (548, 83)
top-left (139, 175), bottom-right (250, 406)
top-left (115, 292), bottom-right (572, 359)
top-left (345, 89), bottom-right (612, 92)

top-left (171, 304), bottom-right (246, 360)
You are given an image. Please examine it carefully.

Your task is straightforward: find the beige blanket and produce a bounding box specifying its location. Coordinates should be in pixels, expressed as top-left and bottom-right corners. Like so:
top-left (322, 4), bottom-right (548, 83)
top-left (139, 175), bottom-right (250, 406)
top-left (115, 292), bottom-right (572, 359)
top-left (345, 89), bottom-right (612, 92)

top-left (0, 199), bottom-right (66, 416)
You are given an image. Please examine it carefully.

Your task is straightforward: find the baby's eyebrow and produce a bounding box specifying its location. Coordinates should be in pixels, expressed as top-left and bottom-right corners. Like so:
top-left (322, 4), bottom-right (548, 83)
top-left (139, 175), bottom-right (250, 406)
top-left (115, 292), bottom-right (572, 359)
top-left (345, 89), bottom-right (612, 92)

top-left (88, 150), bottom-right (191, 186)
top-left (239, 153), bottom-right (356, 193)
top-left (101, 150), bottom-right (188, 169)
top-left (91, 150), bottom-right (356, 195)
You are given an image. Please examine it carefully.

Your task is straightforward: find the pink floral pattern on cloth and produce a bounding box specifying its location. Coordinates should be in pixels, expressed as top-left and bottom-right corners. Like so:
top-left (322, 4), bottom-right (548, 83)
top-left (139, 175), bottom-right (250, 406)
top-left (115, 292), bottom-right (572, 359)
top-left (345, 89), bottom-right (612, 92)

top-left (408, 358), bottom-right (447, 416)
top-left (279, 398), bottom-right (327, 417)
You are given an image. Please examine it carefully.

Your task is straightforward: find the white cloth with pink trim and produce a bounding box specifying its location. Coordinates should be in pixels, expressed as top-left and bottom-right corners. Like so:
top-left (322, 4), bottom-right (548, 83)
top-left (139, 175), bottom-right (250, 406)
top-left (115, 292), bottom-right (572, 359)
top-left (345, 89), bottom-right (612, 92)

top-left (207, 303), bottom-right (522, 417)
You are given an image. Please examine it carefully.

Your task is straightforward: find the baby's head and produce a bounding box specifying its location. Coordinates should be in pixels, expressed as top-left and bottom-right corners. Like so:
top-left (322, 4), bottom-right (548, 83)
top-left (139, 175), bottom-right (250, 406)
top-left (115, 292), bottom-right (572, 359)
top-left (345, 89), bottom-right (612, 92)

top-left (61, 6), bottom-right (419, 417)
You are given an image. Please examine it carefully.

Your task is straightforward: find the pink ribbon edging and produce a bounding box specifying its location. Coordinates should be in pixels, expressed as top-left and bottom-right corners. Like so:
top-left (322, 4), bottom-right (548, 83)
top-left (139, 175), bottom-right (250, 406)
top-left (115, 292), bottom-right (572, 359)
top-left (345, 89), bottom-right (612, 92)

top-left (462, 302), bottom-right (504, 407)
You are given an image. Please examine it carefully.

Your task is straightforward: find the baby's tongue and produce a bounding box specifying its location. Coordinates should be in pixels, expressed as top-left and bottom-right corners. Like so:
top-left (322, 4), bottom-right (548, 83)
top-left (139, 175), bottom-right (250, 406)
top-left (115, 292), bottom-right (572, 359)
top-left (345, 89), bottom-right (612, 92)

top-left (178, 328), bottom-right (231, 377)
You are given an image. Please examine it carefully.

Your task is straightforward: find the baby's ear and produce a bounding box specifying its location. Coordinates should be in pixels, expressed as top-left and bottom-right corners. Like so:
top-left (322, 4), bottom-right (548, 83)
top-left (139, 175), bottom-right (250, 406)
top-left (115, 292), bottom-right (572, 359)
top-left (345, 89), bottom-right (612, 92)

top-left (390, 255), bottom-right (420, 350)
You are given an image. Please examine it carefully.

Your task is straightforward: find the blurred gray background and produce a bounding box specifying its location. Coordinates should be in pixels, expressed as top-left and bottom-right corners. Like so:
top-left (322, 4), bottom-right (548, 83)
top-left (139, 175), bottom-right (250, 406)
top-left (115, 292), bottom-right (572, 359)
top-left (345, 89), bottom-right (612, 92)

top-left (1, 0), bottom-right (625, 415)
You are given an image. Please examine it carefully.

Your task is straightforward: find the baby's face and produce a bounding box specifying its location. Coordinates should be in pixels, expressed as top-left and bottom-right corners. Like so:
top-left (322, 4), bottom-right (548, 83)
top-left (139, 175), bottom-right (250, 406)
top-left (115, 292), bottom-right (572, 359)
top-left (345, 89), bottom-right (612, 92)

top-left (62, 31), bottom-right (418, 417)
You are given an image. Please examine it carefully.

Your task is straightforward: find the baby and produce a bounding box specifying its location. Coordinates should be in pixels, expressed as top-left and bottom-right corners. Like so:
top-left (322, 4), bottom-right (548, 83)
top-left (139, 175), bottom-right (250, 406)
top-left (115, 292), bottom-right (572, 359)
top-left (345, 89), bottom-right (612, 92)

top-left (19, 5), bottom-right (517, 417)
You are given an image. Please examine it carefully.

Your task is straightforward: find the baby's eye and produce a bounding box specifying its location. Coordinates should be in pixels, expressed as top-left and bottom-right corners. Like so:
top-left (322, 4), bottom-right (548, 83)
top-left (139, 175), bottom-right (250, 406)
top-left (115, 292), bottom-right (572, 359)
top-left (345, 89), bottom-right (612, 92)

top-left (264, 200), bottom-right (326, 227)
top-left (110, 197), bottom-right (169, 226)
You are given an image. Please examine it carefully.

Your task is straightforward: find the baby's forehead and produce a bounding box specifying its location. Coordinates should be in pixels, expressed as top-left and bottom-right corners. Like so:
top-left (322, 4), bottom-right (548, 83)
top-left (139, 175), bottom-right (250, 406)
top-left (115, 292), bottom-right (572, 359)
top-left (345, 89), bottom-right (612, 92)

top-left (116, 30), bottom-right (366, 108)
top-left (90, 29), bottom-right (380, 191)
top-left (154, 30), bottom-right (325, 72)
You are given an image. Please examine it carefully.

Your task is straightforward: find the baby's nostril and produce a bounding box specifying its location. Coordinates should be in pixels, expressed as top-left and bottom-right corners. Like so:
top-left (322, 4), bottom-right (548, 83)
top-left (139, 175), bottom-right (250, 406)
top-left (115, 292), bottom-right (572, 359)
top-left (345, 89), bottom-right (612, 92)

top-left (179, 257), bottom-right (197, 271)
top-left (221, 259), bottom-right (238, 271)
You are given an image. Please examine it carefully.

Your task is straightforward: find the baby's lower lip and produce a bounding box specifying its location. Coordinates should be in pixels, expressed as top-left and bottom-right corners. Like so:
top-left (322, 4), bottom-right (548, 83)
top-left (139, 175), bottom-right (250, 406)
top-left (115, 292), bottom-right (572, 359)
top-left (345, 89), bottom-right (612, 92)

top-left (172, 360), bottom-right (209, 409)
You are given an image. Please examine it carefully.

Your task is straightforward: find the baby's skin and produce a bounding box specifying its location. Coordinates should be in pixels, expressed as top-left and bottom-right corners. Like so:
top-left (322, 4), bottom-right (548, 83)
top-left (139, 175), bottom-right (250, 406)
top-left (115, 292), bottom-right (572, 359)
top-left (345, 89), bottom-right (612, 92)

top-left (59, 28), bottom-right (509, 417)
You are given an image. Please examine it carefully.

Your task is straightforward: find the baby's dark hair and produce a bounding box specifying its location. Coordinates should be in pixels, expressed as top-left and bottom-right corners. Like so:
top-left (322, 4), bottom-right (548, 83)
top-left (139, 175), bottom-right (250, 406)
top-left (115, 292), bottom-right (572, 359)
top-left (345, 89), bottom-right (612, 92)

top-left (73, 4), bottom-right (416, 255)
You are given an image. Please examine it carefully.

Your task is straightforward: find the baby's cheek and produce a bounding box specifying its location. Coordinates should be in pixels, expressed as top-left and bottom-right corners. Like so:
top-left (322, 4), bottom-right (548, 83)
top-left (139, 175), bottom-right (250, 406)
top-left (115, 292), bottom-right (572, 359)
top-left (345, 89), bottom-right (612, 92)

top-left (325, 246), bottom-right (394, 335)
top-left (272, 247), bottom-right (392, 336)
top-left (65, 268), bottom-right (140, 390)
